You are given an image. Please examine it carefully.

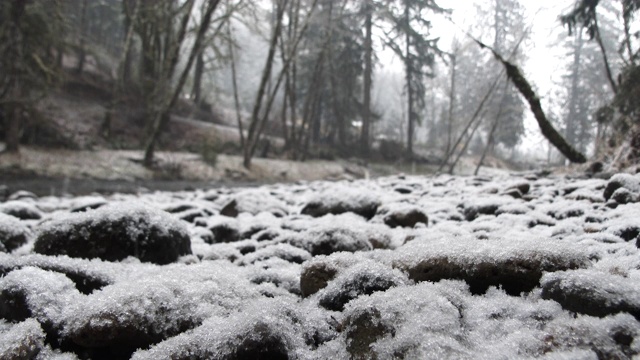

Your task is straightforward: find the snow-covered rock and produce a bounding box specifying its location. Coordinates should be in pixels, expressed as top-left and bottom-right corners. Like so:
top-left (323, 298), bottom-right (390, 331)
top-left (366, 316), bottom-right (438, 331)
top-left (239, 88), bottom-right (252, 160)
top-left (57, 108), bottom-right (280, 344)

top-left (34, 202), bottom-right (191, 264)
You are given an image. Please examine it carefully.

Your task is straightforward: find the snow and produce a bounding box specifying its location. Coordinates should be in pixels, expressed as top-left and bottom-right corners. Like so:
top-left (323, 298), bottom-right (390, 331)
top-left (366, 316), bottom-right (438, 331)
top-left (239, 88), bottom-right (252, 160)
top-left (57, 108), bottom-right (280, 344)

top-left (1, 172), bottom-right (640, 358)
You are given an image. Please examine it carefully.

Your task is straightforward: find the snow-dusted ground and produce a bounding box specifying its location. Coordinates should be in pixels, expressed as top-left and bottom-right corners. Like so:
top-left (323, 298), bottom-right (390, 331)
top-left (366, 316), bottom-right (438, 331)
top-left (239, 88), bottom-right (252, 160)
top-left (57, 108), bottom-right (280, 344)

top-left (1, 172), bottom-right (640, 359)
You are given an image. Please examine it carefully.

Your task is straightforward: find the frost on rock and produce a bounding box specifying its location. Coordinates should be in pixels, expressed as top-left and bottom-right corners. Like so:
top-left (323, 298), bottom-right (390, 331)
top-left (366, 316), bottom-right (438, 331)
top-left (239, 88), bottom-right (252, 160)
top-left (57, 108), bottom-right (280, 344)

top-left (34, 202), bottom-right (191, 264)
top-left (286, 225), bottom-right (373, 256)
top-left (205, 216), bottom-right (241, 243)
top-left (0, 319), bottom-right (45, 359)
top-left (600, 203), bottom-right (640, 244)
top-left (63, 261), bottom-right (264, 356)
top-left (392, 235), bottom-right (591, 295)
top-left (131, 298), bottom-right (337, 360)
top-left (0, 213), bottom-right (30, 252)
top-left (69, 196), bottom-right (107, 213)
top-left (604, 173), bottom-right (640, 201)
top-left (541, 268), bottom-right (640, 319)
top-left (460, 196), bottom-right (516, 221)
top-left (246, 257), bottom-right (303, 295)
top-left (240, 243), bottom-right (312, 265)
top-left (219, 189), bottom-right (288, 218)
top-left (0, 267), bottom-right (82, 338)
top-left (300, 252), bottom-right (377, 297)
top-left (301, 184), bottom-right (380, 219)
top-left (316, 260), bottom-right (411, 311)
top-left (0, 253), bottom-right (119, 294)
top-left (0, 200), bottom-right (43, 220)
top-left (378, 203), bottom-right (429, 228)
top-left (338, 281), bottom-right (469, 359)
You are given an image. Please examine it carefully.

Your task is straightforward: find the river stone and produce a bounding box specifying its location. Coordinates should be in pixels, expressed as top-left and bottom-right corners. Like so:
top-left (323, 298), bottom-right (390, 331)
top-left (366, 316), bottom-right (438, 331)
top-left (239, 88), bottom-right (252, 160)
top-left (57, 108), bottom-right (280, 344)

top-left (0, 201), bottom-right (42, 220)
top-left (0, 213), bottom-right (29, 252)
top-left (34, 203), bottom-right (191, 264)
top-left (317, 262), bottom-right (410, 311)
top-left (383, 206), bottom-right (428, 228)
top-left (541, 269), bottom-right (640, 320)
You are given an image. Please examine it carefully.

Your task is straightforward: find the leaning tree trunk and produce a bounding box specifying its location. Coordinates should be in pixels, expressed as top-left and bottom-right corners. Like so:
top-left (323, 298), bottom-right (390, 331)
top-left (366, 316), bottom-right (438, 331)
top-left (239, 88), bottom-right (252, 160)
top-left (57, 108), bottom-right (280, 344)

top-left (476, 40), bottom-right (587, 164)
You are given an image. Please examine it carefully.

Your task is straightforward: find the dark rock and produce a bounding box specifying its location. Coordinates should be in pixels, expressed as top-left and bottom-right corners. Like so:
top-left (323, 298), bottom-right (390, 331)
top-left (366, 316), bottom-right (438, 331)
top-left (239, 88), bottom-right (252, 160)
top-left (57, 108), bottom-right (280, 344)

top-left (0, 213), bottom-right (29, 252)
top-left (586, 161), bottom-right (604, 175)
top-left (220, 191), bottom-right (288, 218)
top-left (344, 308), bottom-right (393, 359)
top-left (614, 226), bottom-right (640, 242)
top-left (604, 174), bottom-right (640, 201)
top-left (0, 254), bottom-right (114, 295)
top-left (176, 208), bottom-right (208, 223)
top-left (394, 187), bottom-right (413, 194)
top-left (301, 194), bottom-right (379, 220)
top-left (0, 319), bottom-right (46, 360)
top-left (502, 188), bottom-right (523, 199)
top-left (506, 182), bottom-right (530, 195)
top-left (318, 262), bottom-right (409, 311)
top-left (34, 203), bottom-right (191, 264)
top-left (0, 201), bottom-right (42, 220)
top-left (0, 185), bottom-right (8, 202)
top-left (235, 241), bottom-right (257, 255)
top-left (395, 240), bottom-right (588, 296)
top-left (463, 203), bottom-right (500, 221)
top-left (611, 188), bottom-right (639, 204)
top-left (7, 191), bottom-right (37, 201)
top-left (290, 227), bottom-right (373, 256)
top-left (541, 270), bottom-right (640, 320)
top-left (299, 253), bottom-right (372, 297)
top-left (220, 199), bottom-right (240, 217)
top-left (300, 261), bottom-right (339, 298)
top-left (226, 322), bottom-right (289, 360)
top-left (70, 197), bottom-right (108, 213)
top-left (0, 267), bottom-right (80, 342)
top-left (242, 244), bottom-right (311, 265)
top-left (383, 207), bottom-right (428, 228)
top-left (208, 219), bottom-right (241, 243)
top-left (162, 203), bottom-right (197, 214)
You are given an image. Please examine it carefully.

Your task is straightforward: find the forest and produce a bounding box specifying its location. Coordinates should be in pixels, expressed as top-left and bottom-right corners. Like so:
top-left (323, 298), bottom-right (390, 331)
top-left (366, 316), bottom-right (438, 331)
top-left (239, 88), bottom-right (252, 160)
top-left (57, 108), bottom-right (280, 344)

top-left (0, 0), bottom-right (639, 180)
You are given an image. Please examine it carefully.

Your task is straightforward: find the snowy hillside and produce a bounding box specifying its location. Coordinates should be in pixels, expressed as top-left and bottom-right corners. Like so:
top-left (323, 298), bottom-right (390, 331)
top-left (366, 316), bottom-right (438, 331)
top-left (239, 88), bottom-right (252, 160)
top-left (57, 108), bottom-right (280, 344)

top-left (1, 172), bottom-right (640, 359)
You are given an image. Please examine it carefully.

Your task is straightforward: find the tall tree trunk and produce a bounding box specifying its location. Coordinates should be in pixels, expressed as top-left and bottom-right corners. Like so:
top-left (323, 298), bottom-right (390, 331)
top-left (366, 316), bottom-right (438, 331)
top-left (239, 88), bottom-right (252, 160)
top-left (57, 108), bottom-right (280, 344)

top-left (361, 0), bottom-right (373, 157)
top-left (101, 0), bottom-right (140, 138)
top-left (622, 3), bottom-right (636, 66)
top-left (593, 15), bottom-right (618, 94)
top-left (5, 102), bottom-right (21, 153)
top-left (76, 0), bottom-right (88, 74)
top-left (445, 53), bottom-right (456, 156)
top-left (191, 50), bottom-right (205, 106)
top-left (565, 30), bottom-right (583, 148)
top-left (4, 0), bottom-right (28, 153)
top-left (243, 0), bottom-right (288, 169)
top-left (228, 21), bottom-right (245, 150)
top-left (475, 79), bottom-right (509, 175)
top-left (244, 0), bottom-right (319, 168)
top-left (144, 0), bottom-right (220, 167)
top-left (405, 1), bottom-right (414, 157)
top-left (438, 70), bottom-right (503, 172)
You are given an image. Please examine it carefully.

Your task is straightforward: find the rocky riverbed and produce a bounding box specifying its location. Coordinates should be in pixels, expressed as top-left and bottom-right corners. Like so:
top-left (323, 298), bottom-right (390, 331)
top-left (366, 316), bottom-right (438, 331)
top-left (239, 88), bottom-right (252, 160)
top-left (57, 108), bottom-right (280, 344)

top-left (1, 172), bottom-right (640, 359)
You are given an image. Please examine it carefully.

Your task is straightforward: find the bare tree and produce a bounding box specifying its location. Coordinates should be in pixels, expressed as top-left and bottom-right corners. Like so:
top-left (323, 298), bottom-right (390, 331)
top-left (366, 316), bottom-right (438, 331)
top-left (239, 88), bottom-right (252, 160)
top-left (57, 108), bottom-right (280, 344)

top-left (141, 0), bottom-right (222, 167)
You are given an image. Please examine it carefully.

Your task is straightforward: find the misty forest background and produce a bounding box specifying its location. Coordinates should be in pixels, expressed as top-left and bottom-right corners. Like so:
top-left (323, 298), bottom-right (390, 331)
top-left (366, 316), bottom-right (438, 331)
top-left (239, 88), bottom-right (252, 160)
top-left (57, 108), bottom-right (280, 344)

top-left (0, 0), bottom-right (639, 177)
